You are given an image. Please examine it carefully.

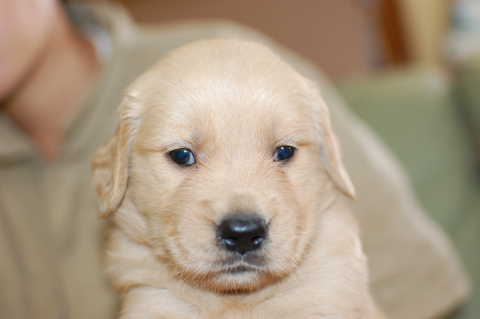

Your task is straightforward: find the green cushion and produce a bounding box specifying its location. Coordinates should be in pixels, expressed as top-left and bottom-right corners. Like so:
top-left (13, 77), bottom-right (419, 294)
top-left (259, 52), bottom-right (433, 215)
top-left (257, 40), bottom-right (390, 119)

top-left (338, 67), bottom-right (480, 318)
top-left (455, 56), bottom-right (480, 129)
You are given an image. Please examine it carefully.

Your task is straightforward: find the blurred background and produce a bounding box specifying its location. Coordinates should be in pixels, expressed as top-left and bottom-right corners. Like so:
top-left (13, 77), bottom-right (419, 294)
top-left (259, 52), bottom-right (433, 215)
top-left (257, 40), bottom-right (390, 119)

top-left (76, 0), bottom-right (454, 78)
top-left (71, 0), bottom-right (480, 317)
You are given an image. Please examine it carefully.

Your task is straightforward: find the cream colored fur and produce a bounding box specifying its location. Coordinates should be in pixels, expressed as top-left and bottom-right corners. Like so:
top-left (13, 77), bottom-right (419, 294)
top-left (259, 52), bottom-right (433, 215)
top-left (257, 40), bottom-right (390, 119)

top-left (92, 39), bottom-right (386, 319)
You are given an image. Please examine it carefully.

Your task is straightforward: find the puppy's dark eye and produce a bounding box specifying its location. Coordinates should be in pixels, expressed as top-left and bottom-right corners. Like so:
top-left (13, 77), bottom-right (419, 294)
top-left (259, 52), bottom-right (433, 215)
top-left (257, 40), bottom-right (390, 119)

top-left (169, 148), bottom-right (195, 165)
top-left (273, 146), bottom-right (295, 162)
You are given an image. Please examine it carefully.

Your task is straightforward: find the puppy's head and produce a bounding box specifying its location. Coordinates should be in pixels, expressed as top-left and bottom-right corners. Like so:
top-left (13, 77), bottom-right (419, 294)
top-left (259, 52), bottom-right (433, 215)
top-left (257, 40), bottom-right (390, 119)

top-left (92, 39), bottom-right (354, 293)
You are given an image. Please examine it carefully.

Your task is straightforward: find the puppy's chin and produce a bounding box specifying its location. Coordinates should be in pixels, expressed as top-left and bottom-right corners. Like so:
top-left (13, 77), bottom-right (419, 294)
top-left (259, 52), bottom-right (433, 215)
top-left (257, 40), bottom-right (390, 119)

top-left (173, 254), bottom-right (293, 293)
top-left (181, 266), bottom-right (288, 294)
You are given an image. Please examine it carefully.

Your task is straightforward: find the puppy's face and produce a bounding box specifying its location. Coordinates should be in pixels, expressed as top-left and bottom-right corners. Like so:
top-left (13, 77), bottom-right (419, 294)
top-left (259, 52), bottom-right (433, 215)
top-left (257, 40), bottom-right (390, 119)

top-left (93, 40), bottom-right (354, 293)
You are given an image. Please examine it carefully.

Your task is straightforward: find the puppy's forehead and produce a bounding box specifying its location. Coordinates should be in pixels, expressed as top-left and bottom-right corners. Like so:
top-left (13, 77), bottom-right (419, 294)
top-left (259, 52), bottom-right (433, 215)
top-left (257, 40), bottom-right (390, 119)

top-left (133, 40), bottom-right (315, 146)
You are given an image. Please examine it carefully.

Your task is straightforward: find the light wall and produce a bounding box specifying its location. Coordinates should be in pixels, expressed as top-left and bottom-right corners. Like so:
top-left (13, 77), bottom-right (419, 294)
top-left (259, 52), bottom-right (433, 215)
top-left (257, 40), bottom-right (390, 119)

top-left (396, 0), bottom-right (453, 66)
top-left (116, 0), bottom-right (374, 80)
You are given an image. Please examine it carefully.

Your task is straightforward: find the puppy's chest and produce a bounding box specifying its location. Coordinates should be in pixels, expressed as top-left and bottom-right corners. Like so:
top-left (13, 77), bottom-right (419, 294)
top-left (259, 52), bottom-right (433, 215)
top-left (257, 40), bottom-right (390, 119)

top-left (198, 303), bottom-right (359, 319)
top-left (189, 294), bottom-right (270, 319)
top-left (189, 289), bottom-right (361, 319)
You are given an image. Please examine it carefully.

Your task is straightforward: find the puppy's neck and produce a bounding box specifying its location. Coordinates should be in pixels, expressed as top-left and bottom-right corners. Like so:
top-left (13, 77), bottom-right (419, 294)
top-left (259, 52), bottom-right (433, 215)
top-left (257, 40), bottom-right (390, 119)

top-left (114, 196), bottom-right (149, 246)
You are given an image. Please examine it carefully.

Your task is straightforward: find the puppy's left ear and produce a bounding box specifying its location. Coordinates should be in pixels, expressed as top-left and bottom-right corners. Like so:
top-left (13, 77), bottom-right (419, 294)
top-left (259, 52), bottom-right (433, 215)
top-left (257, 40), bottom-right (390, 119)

top-left (91, 96), bottom-right (141, 218)
top-left (307, 82), bottom-right (356, 200)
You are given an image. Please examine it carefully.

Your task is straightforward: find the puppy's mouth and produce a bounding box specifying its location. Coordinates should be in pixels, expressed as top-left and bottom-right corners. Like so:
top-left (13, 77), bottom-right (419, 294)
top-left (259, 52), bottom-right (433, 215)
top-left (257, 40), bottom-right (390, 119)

top-left (177, 246), bottom-right (287, 293)
top-left (224, 264), bottom-right (258, 274)
top-left (223, 249), bottom-right (266, 265)
top-left (217, 252), bottom-right (267, 275)
top-left (223, 256), bottom-right (264, 269)
top-left (204, 255), bottom-right (286, 293)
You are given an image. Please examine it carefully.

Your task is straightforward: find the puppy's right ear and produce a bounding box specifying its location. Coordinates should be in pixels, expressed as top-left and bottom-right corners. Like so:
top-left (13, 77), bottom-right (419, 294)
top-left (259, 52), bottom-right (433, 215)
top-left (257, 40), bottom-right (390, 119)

top-left (304, 80), bottom-right (356, 200)
top-left (92, 96), bottom-right (141, 218)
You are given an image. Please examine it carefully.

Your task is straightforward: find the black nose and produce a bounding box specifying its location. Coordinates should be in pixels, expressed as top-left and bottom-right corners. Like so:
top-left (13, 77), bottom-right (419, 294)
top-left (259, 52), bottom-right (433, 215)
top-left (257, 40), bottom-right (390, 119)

top-left (218, 215), bottom-right (267, 255)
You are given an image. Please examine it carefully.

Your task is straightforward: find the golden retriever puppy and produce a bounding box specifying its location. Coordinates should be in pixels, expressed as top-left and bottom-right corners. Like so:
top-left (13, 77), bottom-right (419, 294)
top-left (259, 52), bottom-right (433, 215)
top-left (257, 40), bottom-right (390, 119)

top-left (92, 39), bottom-right (387, 319)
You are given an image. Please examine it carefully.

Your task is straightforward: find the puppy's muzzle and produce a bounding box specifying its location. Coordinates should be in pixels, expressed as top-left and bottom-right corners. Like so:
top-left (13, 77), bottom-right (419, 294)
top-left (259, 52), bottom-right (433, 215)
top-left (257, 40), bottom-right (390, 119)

top-left (218, 214), bottom-right (267, 255)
